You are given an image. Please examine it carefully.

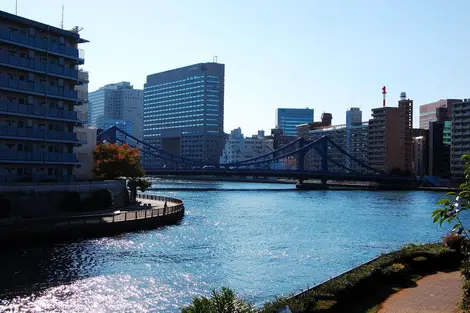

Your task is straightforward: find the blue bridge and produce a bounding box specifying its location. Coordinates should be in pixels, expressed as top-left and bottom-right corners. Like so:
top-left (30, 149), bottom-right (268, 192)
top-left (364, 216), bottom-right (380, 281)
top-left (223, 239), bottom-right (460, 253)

top-left (97, 126), bottom-right (419, 186)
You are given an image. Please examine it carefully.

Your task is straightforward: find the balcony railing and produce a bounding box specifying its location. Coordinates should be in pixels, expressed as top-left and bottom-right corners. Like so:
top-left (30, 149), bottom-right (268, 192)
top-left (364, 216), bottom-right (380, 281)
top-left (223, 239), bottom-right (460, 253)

top-left (0, 125), bottom-right (79, 142)
top-left (0, 174), bottom-right (76, 184)
top-left (0, 150), bottom-right (77, 163)
top-left (0, 102), bottom-right (81, 122)
top-left (0, 51), bottom-right (80, 81)
top-left (0, 76), bottom-right (80, 101)
top-left (0, 27), bottom-right (81, 60)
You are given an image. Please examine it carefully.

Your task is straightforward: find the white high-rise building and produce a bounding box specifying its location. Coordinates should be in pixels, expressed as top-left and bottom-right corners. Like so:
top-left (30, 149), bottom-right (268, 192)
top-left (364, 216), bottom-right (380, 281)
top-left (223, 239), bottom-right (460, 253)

top-left (89, 82), bottom-right (143, 139)
top-left (220, 128), bottom-right (273, 165)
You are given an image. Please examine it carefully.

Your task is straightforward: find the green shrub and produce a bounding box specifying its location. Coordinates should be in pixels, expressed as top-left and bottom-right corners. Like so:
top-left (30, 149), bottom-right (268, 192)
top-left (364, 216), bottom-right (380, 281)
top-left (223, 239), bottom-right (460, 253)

top-left (461, 275), bottom-right (470, 312)
top-left (382, 263), bottom-right (406, 275)
top-left (412, 256), bottom-right (427, 263)
top-left (181, 287), bottom-right (256, 313)
top-left (262, 294), bottom-right (317, 313)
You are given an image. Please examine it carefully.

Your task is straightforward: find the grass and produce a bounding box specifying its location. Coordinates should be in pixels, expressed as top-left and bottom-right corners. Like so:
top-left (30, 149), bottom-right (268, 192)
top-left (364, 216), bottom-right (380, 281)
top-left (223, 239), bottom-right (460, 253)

top-left (260, 243), bottom-right (461, 313)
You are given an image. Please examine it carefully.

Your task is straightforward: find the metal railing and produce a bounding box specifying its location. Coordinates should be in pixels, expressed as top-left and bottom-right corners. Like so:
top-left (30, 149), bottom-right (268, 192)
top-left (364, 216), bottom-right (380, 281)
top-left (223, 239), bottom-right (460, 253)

top-left (0, 51), bottom-right (80, 80)
top-left (0, 195), bottom-right (184, 231)
top-left (0, 102), bottom-right (80, 121)
top-left (0, 76), bottom-right (80, 101)
top-left (0, 27), bottom-right (81, 59)
top-left (53, 195), bottom-right (184, 227)
top-left (0, 125), bottom-right (79, 142)
top-left (0, 150), bottom-right (77, 163)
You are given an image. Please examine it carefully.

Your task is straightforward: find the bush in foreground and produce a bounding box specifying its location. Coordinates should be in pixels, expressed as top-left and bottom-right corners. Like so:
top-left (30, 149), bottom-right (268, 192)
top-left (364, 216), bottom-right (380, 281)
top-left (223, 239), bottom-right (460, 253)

top-left (182, 287), bottom-right (256, 313)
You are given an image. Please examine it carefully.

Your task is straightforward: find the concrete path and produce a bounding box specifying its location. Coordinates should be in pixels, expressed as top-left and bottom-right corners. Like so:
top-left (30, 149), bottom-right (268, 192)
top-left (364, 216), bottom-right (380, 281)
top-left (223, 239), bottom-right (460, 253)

top-left (379, 271), bottom-right (461, 313)
top-left (135, 198), bottom-right (166, 209)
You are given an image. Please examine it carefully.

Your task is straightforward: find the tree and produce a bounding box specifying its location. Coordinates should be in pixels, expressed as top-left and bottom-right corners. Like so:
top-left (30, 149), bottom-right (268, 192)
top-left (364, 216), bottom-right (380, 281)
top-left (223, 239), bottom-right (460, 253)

top-left (432, 154), bottom-right (470, 245)
top-left (93, 143), bottom-right (151, 204)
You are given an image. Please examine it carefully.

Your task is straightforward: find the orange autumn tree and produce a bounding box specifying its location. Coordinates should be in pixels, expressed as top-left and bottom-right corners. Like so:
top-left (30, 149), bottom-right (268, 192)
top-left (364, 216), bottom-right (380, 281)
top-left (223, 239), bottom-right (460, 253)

top-left (93, 143), bottom-right (151, 203)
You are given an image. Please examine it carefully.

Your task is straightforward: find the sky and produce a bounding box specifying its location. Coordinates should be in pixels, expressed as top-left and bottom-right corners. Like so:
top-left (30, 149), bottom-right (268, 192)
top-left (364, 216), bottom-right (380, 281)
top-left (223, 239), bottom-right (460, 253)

top-left (2, 0), bottom-right (469, 135)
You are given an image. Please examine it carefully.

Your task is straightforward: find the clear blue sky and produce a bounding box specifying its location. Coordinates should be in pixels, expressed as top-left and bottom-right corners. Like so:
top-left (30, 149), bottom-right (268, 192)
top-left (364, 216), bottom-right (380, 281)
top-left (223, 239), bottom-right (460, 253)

top-left (2, 0), bottom-right (469, 135)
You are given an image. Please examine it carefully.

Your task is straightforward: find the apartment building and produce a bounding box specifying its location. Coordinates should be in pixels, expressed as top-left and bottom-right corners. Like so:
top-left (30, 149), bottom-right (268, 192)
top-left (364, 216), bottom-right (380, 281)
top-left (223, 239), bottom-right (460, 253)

top-left (368, 93), bottom-right (413, 172)
top-left (220, 128), bottom-right (273, 165)
top-left (0, 10), bottom-right (88, 183)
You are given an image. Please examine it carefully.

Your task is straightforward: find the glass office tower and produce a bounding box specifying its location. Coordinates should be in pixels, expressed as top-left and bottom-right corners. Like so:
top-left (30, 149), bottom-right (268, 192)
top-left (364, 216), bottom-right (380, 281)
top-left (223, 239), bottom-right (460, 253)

top-left (143, 63), bottom-right (225, 167)
top-left (276, 108), bottom-right (314, 136)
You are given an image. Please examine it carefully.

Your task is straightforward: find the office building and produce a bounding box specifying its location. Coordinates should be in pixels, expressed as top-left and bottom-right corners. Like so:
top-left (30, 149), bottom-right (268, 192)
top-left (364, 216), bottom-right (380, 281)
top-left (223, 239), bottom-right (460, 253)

top-left (419, 99), bottom-right (461, 129)
top-left (429, 120), bottom-right (451, 178)
top-left (368, 92), bottom-right (413, 172)
top-left (143, 63), bottom-right (225, 166)
top-left (220, 128), bottom-right (273, 165)
top-left (451, 98), bottom-right (470, 179)
top-left (276, 108), bottom-right (314, 136)
top-left (0, 10), bottom-right (88, 183)
top-left (89, 82), bottom-right (143, 139)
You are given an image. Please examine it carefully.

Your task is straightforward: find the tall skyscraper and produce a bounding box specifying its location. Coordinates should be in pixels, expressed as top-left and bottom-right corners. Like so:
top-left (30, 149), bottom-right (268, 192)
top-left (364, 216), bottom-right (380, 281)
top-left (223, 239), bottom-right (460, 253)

top-left (89, 82), bottom-right (143, 139)
top-left (419, 99), bottom-right (461, 129)
top-left (143, 63), bottom-right (225, 166)
top-left (451, 98), bottom-right (470, 179)
top-left (0, 10), bottom-right (88, 183)
top-left (276, 108), bottom-right (314, 136)
top-left (368, 93), bottom-right (413, 172)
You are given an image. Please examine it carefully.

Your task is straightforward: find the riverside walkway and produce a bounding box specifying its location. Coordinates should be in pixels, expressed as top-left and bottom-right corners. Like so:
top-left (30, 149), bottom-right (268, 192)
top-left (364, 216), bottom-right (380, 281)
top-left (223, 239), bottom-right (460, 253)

top-left (0, 193), bottom-right (185, 244)
top-left (379, 271), bottom-right (461, 313)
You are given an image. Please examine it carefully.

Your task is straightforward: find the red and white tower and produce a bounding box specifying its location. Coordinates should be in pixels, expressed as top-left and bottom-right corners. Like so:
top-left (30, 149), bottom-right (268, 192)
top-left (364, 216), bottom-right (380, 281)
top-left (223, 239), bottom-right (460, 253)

top-left (382, 86), bottom-right (387, 107)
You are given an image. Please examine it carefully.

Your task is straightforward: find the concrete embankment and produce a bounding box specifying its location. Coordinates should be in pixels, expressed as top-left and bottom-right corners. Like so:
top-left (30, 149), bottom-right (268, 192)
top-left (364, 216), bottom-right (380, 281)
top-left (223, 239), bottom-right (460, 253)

top-left (296, 182), bottom-right (458, 192)
top-left (0, 193), bottom-right (184, 245)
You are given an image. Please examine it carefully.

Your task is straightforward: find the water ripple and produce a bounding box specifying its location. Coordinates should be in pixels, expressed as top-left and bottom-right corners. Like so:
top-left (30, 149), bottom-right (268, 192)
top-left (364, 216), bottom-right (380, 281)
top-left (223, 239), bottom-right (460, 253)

top-left (0, 180), bottom-right (455, 312)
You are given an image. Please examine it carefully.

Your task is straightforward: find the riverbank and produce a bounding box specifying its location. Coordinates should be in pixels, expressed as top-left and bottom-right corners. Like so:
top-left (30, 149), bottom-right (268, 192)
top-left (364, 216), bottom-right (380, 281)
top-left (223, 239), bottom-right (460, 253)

top-left (296, 182), bottom-right (458, 192)
top-left (148, 175), bottom-right (296, 184)
top-left (0, 193), bottom-right (184, 246)
top-left (261, 243), bottom-right (461, 313)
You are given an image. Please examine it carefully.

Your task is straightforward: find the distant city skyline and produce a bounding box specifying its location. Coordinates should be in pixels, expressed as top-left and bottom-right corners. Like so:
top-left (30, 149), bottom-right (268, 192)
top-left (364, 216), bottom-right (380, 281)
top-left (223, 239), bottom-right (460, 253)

top-left (2, 0), bottom-right (469, 134)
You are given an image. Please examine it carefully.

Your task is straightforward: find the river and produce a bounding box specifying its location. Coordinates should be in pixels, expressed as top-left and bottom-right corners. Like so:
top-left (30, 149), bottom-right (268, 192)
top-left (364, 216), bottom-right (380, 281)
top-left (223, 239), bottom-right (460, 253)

top-left (0, 180), bottom-right (452, 312)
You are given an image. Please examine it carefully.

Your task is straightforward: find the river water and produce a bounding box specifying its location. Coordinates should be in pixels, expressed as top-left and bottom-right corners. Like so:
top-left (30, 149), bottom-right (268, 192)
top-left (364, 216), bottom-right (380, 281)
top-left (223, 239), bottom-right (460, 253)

top-left (0, 180), bottom-right (452, 312)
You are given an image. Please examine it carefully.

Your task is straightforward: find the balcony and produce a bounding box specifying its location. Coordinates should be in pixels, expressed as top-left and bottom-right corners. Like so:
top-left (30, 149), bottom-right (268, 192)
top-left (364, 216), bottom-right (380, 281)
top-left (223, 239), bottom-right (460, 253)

top-left (0, 76), bottom-right (80, 101)
top-left (0, 102), bottom-right (82, 122)
top-left (0, 27), bottom-right (82, 61)
top-left (0, 174), bottom-right (76, 184)
top-left (0, 125), bottom-right (79, 143)
top-left (0, 51), bottom-right (83, 82)
top-left (0, 150), bottom-right (78, 163)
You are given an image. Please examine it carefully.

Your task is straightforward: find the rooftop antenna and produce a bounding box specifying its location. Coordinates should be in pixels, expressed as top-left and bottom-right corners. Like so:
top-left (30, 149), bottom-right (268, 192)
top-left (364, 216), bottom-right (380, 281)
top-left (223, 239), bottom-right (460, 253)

top-left (213, 56), bottom-right (218, 63)
top-left (15, 0), bottom-right (18, 15)
top-left (60, 4), bottom-right (64, 29)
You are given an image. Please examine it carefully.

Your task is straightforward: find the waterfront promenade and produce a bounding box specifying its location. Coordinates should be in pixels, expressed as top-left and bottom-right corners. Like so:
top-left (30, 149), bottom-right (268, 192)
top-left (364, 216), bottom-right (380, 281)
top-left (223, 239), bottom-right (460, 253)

top-left (0, 193), bottom-right (184, 244)
top-left (379, 271), bottom-right (461, 313)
